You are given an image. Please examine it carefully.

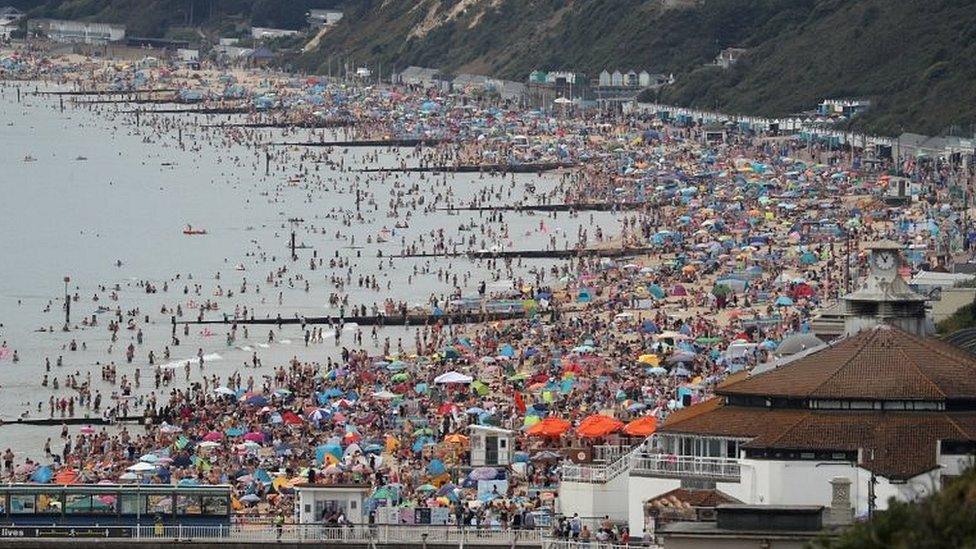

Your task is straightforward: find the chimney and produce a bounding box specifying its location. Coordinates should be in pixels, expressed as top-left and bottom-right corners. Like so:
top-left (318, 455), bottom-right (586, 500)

top-left (824, 477), bottom-right (854, 526)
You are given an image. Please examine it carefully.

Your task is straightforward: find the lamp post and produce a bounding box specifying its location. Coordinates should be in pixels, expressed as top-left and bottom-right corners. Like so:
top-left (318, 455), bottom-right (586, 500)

top-left (63, 276), bottom-right (71, 330)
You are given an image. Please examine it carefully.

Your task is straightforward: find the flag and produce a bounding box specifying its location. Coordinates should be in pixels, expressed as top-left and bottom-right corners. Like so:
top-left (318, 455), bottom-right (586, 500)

top-left (514, 391), bottom-right (526, 414)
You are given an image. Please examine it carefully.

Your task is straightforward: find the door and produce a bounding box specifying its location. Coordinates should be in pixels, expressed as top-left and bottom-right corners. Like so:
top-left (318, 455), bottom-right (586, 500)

top-left (485, 436), bottom-right (498, 465)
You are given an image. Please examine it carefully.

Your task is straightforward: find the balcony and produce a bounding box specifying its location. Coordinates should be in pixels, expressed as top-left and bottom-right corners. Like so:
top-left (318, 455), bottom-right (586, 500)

top-left (630, 453), bottom-right (741, 483)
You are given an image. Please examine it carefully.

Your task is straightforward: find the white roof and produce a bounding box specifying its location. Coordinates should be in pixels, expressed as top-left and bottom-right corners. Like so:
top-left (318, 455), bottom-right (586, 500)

top-left (910, 270), bottom-right (975, 289)
top-left (434, 371), bottom-right (473, 384)
top-left (468, 424), bottom-right (514, 435)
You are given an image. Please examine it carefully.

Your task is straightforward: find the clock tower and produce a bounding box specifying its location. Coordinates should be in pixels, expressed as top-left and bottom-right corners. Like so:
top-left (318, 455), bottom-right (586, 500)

top-left (842, 240), bottom-right (930, 337)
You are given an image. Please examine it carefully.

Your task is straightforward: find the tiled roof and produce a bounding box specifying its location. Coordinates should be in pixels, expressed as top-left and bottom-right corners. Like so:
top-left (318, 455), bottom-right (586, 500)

top-left (660, 400), bottom-right (976, 479)
top-left (649, 488), bottom-right (741, 508)
top-left (718, 325), bottom-right (976, 401)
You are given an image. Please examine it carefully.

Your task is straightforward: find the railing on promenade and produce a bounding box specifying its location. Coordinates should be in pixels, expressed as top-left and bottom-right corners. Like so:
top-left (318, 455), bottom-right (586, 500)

top-left (129, 523), bottom-right (544, 545)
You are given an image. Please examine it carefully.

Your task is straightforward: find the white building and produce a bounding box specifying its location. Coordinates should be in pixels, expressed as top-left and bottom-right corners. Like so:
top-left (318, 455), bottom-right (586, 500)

top-left (28, 18), bottom-right (125, 44)
top-left (251, 27), bottom-right (299, 40)
top-left (611, 70), bottom-right (623, 87)
top-left (638, 71), bottom-right (652, 87)
top-left (469, 425), bottom-right (515, 467)
top-left (396, 66), bottom-right (442, 87)
top-left (559, 242), bottom-right (976, 538)
top-left (308, 9), bottom-right (343, 27)
top-left (598, 70), bottom-right (611, 87)
top-left (294, 483), bottom-right (370, 523)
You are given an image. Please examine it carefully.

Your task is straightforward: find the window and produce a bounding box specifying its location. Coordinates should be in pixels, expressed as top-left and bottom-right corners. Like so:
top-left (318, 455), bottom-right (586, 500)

top-left (91, 495), bottom-right (117, 514)
top-left (36, 493), bottom-right (62, 514)
top-left (120, 494), bottom-right (146, 516)
top-left (201, 496), bottom-right (229, 516)
top-left (147, 494), bottom-right (172, 515)
top-left (707, 439), bottom-right (722, 457)
top-left (176, 495), bottom-right (202, 515)
top-left (10, 495), bottom-right (35, 514)
top-left (65, 494), bottom-right (91, 514)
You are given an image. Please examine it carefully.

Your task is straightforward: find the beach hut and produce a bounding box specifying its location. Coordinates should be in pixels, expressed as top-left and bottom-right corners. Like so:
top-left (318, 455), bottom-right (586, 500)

top-left (294, 483), bottom-right (370, 523)
top-left (468, 425), bottom-right (515, 467)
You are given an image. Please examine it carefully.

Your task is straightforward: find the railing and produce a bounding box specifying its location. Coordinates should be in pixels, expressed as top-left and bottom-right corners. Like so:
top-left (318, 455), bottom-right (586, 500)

top-left (130, 523), bottom-right (544, 545)
top-left (630, 453), bottom-right (741, 482)
top-left (543, 537), bottom-right (661, 549)
top-left (591, 444), bottom-right (630, 463)
top-left (561, 446), bottom-right (637, 483)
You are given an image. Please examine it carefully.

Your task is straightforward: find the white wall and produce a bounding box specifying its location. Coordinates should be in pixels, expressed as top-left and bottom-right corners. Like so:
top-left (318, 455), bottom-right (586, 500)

top-left (558, 471), bottom-right (630, 526)
top-left (626, 476), bottom-right (680, 535)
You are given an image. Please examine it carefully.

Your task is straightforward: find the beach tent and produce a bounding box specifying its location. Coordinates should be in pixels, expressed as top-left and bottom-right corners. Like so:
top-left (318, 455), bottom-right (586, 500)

top-left (434, 371), bottom-right (473, 384)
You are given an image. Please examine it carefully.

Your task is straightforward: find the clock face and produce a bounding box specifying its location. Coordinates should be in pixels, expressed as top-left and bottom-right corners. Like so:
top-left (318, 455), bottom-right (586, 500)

top-left (874, 251), bottom-right (897, 270)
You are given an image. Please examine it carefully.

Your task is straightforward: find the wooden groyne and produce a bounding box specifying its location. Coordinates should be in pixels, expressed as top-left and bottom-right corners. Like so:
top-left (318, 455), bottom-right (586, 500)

top-left (439, 202), bottom-right (647, 212)
top-left (75, 97), bottom-right (203, 105)
top-left (200, 119), bottom-right (354, 128)
top-left (387, 247), bottom-right (654, 259)
top-left (35, 88), bottom-right (177, 96)
top-left (272, 138), bottom-right (448, 148)
top-left (175, 310), bottom-right (528, 326)
top-left (1, 416), bottom-right (144, 427)
top-left (359, 162), bottom-right (573, 174)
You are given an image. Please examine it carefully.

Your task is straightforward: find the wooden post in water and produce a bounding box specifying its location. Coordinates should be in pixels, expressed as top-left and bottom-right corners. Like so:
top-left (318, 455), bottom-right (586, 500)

top-left (290, 231), bottom-right (297, 261)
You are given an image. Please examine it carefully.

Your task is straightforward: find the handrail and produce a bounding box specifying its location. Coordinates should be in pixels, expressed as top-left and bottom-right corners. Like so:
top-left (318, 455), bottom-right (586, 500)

top-left (630, 453), bottom-right (741, 481)
top-left (560, 445), bottom-right (639, 483)
top-left (5, 524), bottom-right (544, 544)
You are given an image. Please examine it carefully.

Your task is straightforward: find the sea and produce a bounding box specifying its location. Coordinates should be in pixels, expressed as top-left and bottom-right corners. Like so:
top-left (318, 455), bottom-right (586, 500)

top-left (0, 82), bottom-right (621, 460)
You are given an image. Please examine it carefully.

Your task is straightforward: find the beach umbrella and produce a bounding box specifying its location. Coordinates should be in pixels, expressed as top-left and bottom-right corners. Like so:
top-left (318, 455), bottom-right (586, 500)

top-left (202, 431), bottom-right (223, 442)
top-left (469, 467), bottom-right (498, 481)
top-left (526, 416), bottom-right (570, 438)
top-left (647, 366), bottom-right (668, 376)
top-left (245, 394), bottom-right (269, 407)
top-left (79, 425), bottom-right (95, 435)
top-left (428, 459), bottom-right (446, 476)
top-left (417, 484), bottom-right (437, 493)
top-left (127, 462), bottom-right (155, 472)
top-left (214, 387), bottom-right (236, 397)
top-left (243, 432), bottom-right (266, 443)
top-left (623, 416), bottom-right (658, 437)
top-left (637, 354), bottom-right (660, 366)
top-left (775, 296), bottom-right (795, 307)
top-left (370, 486), bottom-right (397, 501)
top-left (531, 450), bottom-right (563, 462)
top-left (239, 494), bottom-right (261, 505)
top-left (225, 427), bottom-right (245, 437)
top-left (443, 433), bottom-right (469, 445)
top-left (139, 453), bottom-right (160, 463)
top-left (576, 414), bottom-right (624, 438)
